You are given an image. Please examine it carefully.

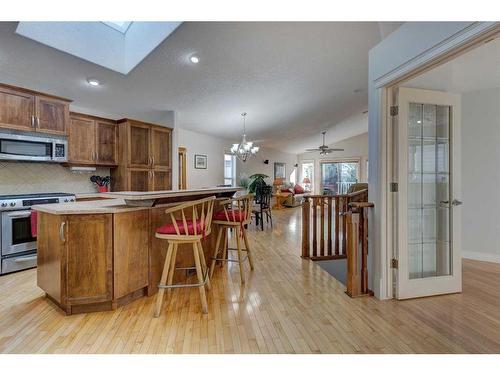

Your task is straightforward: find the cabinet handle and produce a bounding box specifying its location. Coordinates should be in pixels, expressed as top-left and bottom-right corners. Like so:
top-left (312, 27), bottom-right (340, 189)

top-left (36, 117), bottom-right (40, 128)
top-left (152, 156), bottom-right (155, 166)
top-left (31, 115), bottom-right (35, 128)
top-left (59, 222), bottom-right (66, 243)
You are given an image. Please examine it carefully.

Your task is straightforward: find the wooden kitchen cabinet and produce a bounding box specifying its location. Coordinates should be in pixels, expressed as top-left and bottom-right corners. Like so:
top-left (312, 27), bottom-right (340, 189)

top-left (0, 86), bottom-right (35, 132)
top-left (112, 118), bottom-right (172, 191)
top-left (151, 126), bottom-right (171, 169)
top-left (128, 121), bottom-right (151, 168)
top-left (68, 115), bottom-right (95, 163)
top-left (35, 95), bottom-right (70, 135)
top-left (152, 170), bottom-right (171, 190)
top-left (128, 169), bottom-right (151, 191)
top-left (68, 112), bottom-right (117, 166)
top-left (65, 214), bottom-right (113, 306)
top-left (37, 212), bottom-right (113, 314)
top-left (95, 120), bottom-right (117, 165)
top-left (0, 83), bottom-right (71, 135)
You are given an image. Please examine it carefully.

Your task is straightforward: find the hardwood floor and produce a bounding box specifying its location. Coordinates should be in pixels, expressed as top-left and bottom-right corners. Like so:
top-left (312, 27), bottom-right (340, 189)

top-left (1, 207), bottom-right (500, 353)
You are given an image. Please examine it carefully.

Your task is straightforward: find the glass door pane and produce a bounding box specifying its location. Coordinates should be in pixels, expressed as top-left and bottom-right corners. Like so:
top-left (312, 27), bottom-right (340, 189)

top-left (407, 102), bottom-right (451, 279)
top-left (321, 161), bottom-right (359, 195)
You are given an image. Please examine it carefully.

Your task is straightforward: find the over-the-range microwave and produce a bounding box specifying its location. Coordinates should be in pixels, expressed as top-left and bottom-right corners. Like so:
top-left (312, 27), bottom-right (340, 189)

top-left (0, 131), bottom-right (67, 162)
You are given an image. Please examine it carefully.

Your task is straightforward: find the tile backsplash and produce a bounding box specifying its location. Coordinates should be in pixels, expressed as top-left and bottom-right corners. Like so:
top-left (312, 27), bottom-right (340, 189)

top-left (0, 162), bottom-right (110, 195)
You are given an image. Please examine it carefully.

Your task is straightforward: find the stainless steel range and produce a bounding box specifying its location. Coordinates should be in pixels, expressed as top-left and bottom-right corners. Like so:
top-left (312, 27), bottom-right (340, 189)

top-left (0, 192), bottom-right (75, 275)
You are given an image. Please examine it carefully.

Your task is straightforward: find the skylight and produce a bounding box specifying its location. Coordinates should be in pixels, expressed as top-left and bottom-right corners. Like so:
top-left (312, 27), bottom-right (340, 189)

top-left (102, 21), bottom-right (133, 34)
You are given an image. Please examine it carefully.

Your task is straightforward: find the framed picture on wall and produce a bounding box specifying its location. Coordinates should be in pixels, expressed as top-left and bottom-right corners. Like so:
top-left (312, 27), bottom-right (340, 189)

top-left (274, 162), bottom-right (286, 180)
top-left (194, 154), bottom-right (207, 169)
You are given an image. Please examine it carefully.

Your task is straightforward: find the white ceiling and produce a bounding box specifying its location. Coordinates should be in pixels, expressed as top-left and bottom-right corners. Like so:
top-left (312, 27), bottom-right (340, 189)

top-left (0, 21), bottom-right (402, 153)
top-left (405, 36), bottom-right (500, 93)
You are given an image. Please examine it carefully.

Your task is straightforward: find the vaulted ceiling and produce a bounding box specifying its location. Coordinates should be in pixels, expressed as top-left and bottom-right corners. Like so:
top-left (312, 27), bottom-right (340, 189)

top-left (0, 21), bottom-right (402, 153)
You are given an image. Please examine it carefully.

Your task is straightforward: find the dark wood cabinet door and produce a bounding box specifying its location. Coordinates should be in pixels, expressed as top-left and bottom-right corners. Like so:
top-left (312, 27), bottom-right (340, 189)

top-left (66, 214), bottom-right (113, 305)
top-left (128, 169), bottom-right (151, 191)
top-left (96, 120), bottom-right (117, 165)
top-left (0, 86), bottom-right (35, 131)
top-left (35, 95), bottom-right (69, 135)
top-left (128, 122), bottom-right (151, 168)
top-left (151, 126), bottom-right (171, 169)
top-left (68, 115), bottom-right (95, 164)
top-left (152, 170), bottom-right (171, 191)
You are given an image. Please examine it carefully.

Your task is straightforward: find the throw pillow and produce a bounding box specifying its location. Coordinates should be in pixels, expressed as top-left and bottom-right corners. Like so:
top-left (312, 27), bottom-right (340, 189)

top-left (294, 184), bottom-right (305, 194)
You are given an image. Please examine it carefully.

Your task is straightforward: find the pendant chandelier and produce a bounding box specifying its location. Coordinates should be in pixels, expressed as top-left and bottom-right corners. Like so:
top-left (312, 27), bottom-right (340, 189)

top-left (230, 112), bottom-right (259, 162)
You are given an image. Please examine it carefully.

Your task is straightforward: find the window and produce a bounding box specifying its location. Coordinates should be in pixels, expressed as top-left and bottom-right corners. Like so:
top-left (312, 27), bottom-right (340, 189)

top-left (300, 162), bottom-right (314, 191)
top-left (224, 154), bottom-right (236, 186)
top-left (320, 160), bottom-right (359, 195)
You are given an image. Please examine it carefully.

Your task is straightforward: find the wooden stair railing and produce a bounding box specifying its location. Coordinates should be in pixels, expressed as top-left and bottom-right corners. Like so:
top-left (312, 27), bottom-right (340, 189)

top-left (346, 201), bottom-right (374, 298)
top-left (301, 189), bottom-right (368, 260)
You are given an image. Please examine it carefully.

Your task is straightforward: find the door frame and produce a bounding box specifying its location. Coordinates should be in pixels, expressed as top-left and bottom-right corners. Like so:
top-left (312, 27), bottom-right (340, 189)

top-left (178, 147), bottom-right (187, 190)
top-left (377, 23), bottom-right (500, 300)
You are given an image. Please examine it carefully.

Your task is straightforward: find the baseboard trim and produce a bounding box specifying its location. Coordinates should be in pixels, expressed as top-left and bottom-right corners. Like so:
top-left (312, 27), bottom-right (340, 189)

top-left (462, 251), bottom-right (500, 264)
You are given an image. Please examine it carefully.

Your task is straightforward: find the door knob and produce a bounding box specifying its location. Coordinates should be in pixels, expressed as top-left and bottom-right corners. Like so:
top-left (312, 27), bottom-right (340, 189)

top-left (452, 199), bottom-right (463, 206)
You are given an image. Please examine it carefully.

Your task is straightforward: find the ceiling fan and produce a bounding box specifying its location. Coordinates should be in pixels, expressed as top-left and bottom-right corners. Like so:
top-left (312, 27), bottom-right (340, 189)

top-left (305, 131), bottom-right (344, 155)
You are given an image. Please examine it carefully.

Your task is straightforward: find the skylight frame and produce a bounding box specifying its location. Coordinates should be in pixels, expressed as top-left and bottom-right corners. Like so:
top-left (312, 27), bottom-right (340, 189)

top-left (102, 21), bottom-right (133, 34)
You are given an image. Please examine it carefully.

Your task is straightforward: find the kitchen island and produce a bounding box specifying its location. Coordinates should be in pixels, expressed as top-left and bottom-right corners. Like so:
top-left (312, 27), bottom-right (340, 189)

top-left (35, 187), bottom-right (241, 315)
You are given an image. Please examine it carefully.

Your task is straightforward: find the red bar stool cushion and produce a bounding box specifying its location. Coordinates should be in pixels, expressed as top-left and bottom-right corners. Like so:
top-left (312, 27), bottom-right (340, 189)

top-left (156, 219), bottom-right (205, 235)
top-left (213, 209), bottom-right (247, 222)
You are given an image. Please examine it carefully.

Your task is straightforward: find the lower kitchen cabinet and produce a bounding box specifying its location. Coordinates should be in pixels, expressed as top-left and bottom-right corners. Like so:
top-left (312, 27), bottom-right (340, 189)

top-left (37, 210), bottom-right (151, 315)
top-left (37, 212), bottom-right (113, 314)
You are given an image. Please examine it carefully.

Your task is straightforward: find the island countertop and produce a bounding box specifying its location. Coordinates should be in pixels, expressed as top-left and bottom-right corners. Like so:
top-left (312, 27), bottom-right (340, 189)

top-left (34, 187), bottom-right (243, 214)
top-left (101, 186), bottom-right (243, 201)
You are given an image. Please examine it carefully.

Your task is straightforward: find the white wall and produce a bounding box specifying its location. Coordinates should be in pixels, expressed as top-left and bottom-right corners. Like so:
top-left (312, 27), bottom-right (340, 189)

top-left (176, 127), bottom-right (229, 189)
top-left (461, 88), bottom-right (500, 263)
top-left (297, 133), bottom-right (368, 194)
top-left (237, 147), bottom-right (298, 186)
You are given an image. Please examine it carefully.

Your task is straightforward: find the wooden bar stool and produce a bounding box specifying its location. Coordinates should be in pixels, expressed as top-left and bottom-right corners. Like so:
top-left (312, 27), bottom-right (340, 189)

top-left (154, 196), bottom-right (216, 317)
top-left (210, 194), bottom-right (254, 284)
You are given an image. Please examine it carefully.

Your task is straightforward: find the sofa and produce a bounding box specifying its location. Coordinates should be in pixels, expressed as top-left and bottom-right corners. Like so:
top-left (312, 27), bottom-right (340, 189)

top-left (281, 182), bottom-right (310, 207)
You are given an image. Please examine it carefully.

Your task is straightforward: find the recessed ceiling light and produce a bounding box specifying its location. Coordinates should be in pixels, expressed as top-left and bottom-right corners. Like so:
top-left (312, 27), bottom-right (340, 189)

top-left (190, 55), bottom-right (200, 64)
top-left (87, 78), bottom-right (100, 87)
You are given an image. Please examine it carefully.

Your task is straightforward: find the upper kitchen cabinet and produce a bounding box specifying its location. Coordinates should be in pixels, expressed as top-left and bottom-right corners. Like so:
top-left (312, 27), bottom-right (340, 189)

top-left (128, 121), bottom-right (151, 168)
top-left (68, 115), bottom-right (95, 164)
top-left (95, 120), bottom-right (118, 165)
top-left (35, 95), bottom-right (70, 135)
top-left (151, 126), bottom-right (171, 170)
top-left (68, 113), bottom-right (117, 166)
top-left (0, 86), bottom-right (35, 132)
top-left (0, 83), bottom-right (71, 136)
top-left (111, 119), bottom-right (172, 191)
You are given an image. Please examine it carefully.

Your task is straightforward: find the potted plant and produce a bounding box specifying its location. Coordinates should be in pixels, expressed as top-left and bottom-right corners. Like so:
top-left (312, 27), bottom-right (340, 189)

top-left (248, 173), bottom-right (269, 193)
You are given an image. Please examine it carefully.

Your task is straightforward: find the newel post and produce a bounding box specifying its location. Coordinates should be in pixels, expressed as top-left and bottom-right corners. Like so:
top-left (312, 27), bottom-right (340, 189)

top-left (301, 197), bottom-right (311, 258)
top-left (346, 211), bottom-right (361, 297)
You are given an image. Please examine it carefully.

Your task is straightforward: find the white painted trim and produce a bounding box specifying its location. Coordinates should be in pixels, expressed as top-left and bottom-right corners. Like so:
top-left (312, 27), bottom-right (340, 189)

top-left (462, 251), bottom-right (500, 264)
top-left (374, 22), bottom-right (499, 89)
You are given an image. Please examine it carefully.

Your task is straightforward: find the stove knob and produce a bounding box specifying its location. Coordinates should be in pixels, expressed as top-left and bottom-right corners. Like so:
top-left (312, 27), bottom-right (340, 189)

top-left (64, 199), bottom-right (69, 202)
top-left (70, 198), bottom-right (75, 202)
top-left (9, 202), bottom-right (16, 207)
top-left (1, 203), bottom-right (7, 207)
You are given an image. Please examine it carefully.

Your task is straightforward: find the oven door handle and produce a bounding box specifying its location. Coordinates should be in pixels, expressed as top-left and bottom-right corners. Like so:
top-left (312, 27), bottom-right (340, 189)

top-left (5, 210), bottom-right (32, 218)
top-left (14, 255), bottom-right (37, 263)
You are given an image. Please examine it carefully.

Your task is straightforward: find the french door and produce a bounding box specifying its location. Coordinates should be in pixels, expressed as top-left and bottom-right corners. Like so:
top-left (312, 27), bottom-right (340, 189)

top-left (395, 87), bottom-right (462, 299)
